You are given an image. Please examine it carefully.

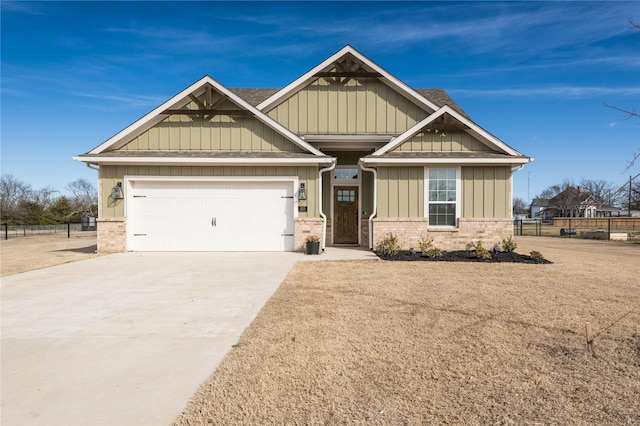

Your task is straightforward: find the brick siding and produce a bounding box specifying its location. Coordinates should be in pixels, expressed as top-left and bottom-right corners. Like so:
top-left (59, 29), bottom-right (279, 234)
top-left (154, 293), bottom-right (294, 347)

top-left (97, 218), bottom-right (126, 253)
top-left (295, 218), bottom-right (325, 251)
top-left (372, 217), bottom-right (513, 251)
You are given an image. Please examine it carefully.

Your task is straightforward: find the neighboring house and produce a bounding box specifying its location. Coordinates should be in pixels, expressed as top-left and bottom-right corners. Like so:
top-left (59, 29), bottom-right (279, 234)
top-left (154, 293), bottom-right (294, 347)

top-left (530, 198), bottom-right (550, 220)
top-left (530, 186), bottom-right (620, 219)
top-left (74, 45), bottom-right (532, 253)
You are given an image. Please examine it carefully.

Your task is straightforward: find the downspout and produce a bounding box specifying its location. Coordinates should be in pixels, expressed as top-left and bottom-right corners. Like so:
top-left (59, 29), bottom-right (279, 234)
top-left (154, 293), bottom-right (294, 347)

top-left (359, 160), bottom-right (377, 250)
top-left (318, 159), bottom-right (337, 251)
top-left (510, 164), bottom-right (525, 218)
top-left (85, 162), bottom-right (100, 219)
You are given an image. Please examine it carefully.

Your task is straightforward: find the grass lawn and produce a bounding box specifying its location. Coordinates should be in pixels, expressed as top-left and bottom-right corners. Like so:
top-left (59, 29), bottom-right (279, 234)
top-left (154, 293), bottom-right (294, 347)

top-left (175, 237), bottom-right (639, 425)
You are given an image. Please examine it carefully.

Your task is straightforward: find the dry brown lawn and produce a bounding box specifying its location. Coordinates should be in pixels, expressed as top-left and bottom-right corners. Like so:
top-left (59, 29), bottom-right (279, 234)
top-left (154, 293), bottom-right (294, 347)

top-left (176, 237), bottom-right (640, 425)
top-left (0, 232), bottom-right (100, 276)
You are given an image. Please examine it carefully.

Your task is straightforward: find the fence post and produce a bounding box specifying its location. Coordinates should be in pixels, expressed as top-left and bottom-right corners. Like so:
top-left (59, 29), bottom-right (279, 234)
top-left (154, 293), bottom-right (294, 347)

top-left (68, 223), bottom-right (71, 238)
top-left (607, 218), bottom-right (611, 241)
top-left (569, 218), bottom-right (572, 237)
top-left (4, 223), bottom-right (7, 240)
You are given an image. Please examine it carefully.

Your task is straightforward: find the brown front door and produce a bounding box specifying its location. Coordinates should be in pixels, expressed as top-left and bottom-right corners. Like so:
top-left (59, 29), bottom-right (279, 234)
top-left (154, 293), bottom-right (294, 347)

top-left (334, 187), bottom-right (358, 244)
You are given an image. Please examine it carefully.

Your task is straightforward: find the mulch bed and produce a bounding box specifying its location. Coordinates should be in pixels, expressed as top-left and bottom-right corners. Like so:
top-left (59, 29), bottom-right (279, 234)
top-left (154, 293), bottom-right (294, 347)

top-left (375, 250), bottom-right (552, 263)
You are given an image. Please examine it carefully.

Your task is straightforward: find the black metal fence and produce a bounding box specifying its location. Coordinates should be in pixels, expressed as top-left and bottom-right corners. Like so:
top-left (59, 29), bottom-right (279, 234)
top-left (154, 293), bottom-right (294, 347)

top-left (514, 218), bottom-right (640, 242)
top-left (1, 223), bottom-right (95, 240)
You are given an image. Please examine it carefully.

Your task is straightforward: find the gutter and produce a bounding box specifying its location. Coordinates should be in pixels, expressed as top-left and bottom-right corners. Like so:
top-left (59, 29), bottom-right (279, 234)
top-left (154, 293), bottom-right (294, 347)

top-left (318, 158), bottom-right (337, 251)
top-left (358, 160), bottom-right (378, 250)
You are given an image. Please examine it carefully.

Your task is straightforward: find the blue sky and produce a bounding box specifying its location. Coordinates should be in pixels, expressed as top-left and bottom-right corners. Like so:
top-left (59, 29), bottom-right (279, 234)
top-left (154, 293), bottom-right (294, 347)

top-left (2, 1), bottom-right (639, 203)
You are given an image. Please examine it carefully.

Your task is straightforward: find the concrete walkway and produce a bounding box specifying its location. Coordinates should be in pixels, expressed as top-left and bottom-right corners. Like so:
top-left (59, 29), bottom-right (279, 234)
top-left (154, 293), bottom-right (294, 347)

top-left (1, 247), bottom-right (376, 426)
top-left (1, 252), bottom-right (300, 426)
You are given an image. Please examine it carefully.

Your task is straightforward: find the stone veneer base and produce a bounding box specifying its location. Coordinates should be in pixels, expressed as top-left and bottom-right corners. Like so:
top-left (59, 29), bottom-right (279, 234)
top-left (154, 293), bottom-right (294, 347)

top-left (97, 218), bottom-right (126, 253)
top-left (295, 218), bottom-right (325, 252)
top-left (372, 218), bottom-right (514, 251)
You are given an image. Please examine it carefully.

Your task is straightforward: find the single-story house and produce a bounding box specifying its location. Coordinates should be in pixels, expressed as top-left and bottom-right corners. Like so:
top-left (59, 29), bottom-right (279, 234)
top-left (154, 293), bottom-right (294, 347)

top-left (75, 45), bottom-right (532, 253)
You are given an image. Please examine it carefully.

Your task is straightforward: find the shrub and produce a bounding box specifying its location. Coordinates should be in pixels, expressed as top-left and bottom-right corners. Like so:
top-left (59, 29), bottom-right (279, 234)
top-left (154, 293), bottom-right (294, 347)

top-left (417, 235), bottom-right (432, 253)
top-left (425, 247), bottom-right (442, 258)
top-left (471, 240), bottom-right (492, 259)
top-left (530, 250), bottom-right (545, 263)
top-left (376, 233), bottom-right (400, 257)
top-left (418, 235), bottom-right (442, 257)
top-left (501, 236), bottom-right (518, 252)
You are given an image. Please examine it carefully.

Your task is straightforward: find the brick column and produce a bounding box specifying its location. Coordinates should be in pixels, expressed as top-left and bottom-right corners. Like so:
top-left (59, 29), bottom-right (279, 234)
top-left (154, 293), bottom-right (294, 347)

top-left (97, 218), bottom-right (126, 253)
top-left (295, 218), bottom-right (324, 251)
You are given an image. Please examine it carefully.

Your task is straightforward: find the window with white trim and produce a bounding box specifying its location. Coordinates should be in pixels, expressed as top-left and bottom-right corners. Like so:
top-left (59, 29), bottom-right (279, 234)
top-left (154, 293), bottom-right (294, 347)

top-left (427, 168), bottom-right (458, 226)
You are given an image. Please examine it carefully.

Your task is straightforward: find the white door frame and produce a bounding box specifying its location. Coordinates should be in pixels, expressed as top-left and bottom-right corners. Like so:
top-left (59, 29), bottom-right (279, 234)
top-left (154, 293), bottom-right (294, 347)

top-left (329, 166), bottom-right (361, 245)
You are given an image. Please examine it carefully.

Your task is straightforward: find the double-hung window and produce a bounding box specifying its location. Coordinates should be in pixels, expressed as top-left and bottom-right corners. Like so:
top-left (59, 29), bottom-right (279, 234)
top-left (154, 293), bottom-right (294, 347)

top-left (426, 168), bottom-right (459, 227)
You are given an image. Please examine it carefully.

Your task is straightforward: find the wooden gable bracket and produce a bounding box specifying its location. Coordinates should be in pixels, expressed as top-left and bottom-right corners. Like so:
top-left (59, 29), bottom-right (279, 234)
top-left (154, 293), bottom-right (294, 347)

top-left (424, 112), bottom-right (470, 132)
top-left (314, 53), bottom-right (382, 84)
top-left (163, 84), bottom-right (252, 117)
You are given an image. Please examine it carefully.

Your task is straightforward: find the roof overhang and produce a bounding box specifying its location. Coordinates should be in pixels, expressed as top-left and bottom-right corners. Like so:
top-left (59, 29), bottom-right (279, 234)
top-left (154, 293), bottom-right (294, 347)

top-left (74, 155), bottom-right (334, 167)
top-left (360, 156), bottom-right (533, 167)
top-left (302, 134), bottom-right (394, 151)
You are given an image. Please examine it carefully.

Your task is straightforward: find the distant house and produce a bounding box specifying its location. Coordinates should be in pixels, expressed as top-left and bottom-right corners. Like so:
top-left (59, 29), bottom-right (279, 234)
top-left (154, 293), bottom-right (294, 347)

top-left (530, 186), bottom-right (620, 219)
top-left (75, 45), bottom-right (532, 253)
top-left (529, 198), bottom-right (550, 220)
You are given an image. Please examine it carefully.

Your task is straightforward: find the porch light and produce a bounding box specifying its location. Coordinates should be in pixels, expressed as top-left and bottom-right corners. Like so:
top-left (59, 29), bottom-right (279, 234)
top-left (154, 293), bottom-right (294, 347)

top-left (111, 182), bottom-right (124, 199)
top-left (299, 183), bottom-right (307, 201)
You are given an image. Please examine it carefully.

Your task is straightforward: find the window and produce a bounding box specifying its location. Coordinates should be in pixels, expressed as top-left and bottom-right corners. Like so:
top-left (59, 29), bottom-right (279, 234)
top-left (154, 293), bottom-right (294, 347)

top-left (427, 168), bottom-right (458, 226)
top-left (337, 189), bottom-right (356, 202)
top-left (334, 168), bottom-right (359, 180)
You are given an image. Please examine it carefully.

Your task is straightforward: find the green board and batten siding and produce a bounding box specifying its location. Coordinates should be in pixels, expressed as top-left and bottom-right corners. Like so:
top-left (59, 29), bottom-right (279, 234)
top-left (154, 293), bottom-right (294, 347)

top-left (267, 78), bottom-right (429, 134)
top-left (394, 130), bottom-right (494, 152)
top-left (100, 165), bottom-right (318, 218)
top-left (116, 115), bottom-right (303, 153)
top-left (375, 166), bottom-right (511, 219)
top-left (377, 167), bottom-right (424, 218)
top-left (461, 166), bottom-right (511, 218)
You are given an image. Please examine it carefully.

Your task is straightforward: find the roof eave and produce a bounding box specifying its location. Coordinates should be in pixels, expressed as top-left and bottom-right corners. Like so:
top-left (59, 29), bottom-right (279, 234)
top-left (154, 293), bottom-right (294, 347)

top-left (73, 155), bottom-right (334, 167)
top-left (360, 156), bottom-right (533, 166)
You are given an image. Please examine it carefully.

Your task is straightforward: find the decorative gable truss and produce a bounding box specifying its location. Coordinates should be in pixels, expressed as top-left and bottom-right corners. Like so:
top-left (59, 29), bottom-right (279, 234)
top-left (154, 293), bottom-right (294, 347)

top-left (75, 76), bottom-right (331, 166)
top-left (363, 106), bottom-right (532, 166)
top-left (258, 45), bottom-right (440, 115)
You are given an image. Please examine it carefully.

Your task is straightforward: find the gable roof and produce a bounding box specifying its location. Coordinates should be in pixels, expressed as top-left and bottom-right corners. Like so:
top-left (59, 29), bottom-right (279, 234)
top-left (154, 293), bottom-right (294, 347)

top-left (83, 76), bottom-right (324, 157)
top-left (256, 45), bottom-right (441, 114)
top-left (371, 105), bottom-right (529, 160)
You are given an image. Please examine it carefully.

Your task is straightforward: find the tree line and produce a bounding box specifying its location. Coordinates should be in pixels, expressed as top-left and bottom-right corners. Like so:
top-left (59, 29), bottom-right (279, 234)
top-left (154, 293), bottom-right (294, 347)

top-left (0, 174), bottom-right (98, 225)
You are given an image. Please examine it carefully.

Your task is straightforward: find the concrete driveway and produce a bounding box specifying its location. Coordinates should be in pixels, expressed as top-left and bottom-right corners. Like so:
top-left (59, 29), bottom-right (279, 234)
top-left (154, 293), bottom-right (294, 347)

top-left (1, 252), bottom-right (299, 426)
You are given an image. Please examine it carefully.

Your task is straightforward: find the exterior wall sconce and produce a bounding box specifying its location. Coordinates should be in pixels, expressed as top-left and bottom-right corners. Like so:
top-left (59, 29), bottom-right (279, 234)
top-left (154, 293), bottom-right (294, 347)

top-left (111, 182), bottom-right (124, 199)
top-left (299, 183), bottom-right (307, 201)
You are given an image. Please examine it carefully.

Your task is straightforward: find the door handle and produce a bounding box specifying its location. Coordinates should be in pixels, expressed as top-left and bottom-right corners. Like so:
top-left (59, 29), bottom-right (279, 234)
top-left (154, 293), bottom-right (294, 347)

top-left (211, 218), bottom-right (216, 227)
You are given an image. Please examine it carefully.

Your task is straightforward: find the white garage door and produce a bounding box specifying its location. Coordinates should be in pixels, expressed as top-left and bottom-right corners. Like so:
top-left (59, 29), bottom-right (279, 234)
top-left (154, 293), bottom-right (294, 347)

top-left (127, 179), bottom-right (295, 252)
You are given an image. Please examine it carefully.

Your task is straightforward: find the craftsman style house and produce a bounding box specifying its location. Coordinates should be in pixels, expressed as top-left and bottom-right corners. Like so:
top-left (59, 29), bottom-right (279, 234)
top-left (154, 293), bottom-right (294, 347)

top-left (75, 46), bottom-right (532, 252)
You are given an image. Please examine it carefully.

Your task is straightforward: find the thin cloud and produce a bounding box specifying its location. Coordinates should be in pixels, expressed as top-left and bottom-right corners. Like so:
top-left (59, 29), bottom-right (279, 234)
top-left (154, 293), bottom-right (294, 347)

top-left (450, 86), bottom-right (640, 99)
top-left (71, 91), bottom-right (167, 109)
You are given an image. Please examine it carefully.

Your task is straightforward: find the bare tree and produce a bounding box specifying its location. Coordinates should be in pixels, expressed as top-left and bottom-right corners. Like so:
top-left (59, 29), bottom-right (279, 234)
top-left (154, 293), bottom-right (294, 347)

top-left (67, 178), bottom-right (98, 218)
top-left (578, 178), bottom-right (620, 206)
top-left (0, 174), bottom-right (33, 224)
top-left (512, 197), bottom-right (528, 215)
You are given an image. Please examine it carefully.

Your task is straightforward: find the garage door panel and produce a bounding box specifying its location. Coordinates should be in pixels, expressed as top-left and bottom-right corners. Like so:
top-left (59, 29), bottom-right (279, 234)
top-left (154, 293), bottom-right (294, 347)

top-left (127, 180), bottom-right (295, 252)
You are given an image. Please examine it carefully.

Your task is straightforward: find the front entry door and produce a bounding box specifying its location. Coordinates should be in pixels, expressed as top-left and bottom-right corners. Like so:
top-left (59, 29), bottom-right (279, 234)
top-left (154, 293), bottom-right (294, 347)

top-left (334, 187), bottom-right (358, 244)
